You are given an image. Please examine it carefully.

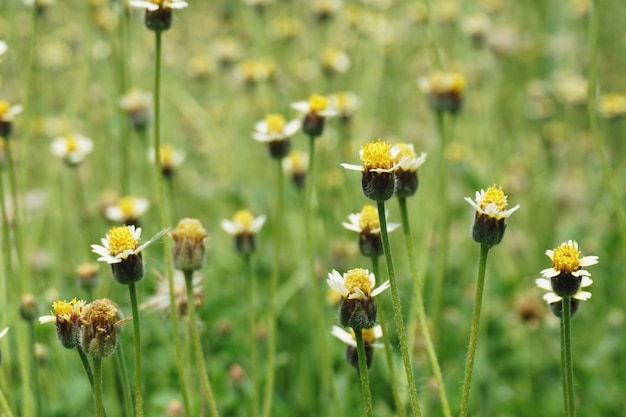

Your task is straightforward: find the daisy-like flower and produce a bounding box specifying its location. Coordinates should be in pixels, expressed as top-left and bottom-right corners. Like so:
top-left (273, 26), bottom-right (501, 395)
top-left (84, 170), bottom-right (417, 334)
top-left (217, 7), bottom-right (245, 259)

top-left (342, 139), bottom-right (397, 202)
top-left (148, 144), bottom-right (185, 178)
top-left (50, 133), bottom-right (94, 166)
top-left (221, 210), bottom-right (266, 255)
top-left (465, 185), bottom-right (520, 248)
top-left (129, 0), bottom-right (188, 31)
top-left (328, 91), bottom-right (360, 123)
top-left (0, 100), bottom-right (23, 138)
top-left (461, 13), bottom-right (491, 47)
top-left (119, 89), bottom-right (153, 132)
top-left (332, 324), bottom-right (383, 369)
top-left (418, 71), bottom-right (466, 114)
top-left (104, 196), bottom-right (149, 226)
top-left (234, 58), bottom-right (277, 86)
top-left (291, 93), bottom-right (337, 138)
top-left (538, 240), bottom-right (598, 299)
top-left (327, 268), bottom-right (390, 330)
top-left (141, 270), bottom-right (203, 317)
top-left (39, 298), bottom-right (86, 349)
top-left (322, 47), bottom-right (350, 75)
top-left (253, 113), bottom-right (301, 159)
top-left (343, 203), bottom-right (399, 257)
top-left (391, 142), bottom-right (427, 198)
top-left (91, 225), bottom-right (165, 284)
top-left (282, 149), bottom-right (309, 188)
top-left (597, 94), bottom-right (626, 119)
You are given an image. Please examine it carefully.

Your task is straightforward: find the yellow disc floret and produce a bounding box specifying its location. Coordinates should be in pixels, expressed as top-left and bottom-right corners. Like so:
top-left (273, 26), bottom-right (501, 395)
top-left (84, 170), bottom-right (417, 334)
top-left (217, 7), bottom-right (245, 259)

top-left (118, 197), bottom-right (136, 217)
top-left (481, 185), bottom-right (508, 211)
top-left (551, 242), bottom-right (581, 274)
top-left (358, 204), bottom-right (380, 232)
top-left (234, 210), bottom-right (255, 230)
top-left (308, 94), bottom-right (328, 112)
top-left (265, 114), bottom-right (286, 133)
top-left (392, 142), bottom-right (416, 163)
top-left (362, 327), bottom-right (378, 344)
top-left (108, 226), bottom-right (139, 255)
top-left (344, 268), bottom-right (373, 296)
top-left (52, 299), bottom-right (74, 321)
top-left (160, 144), bottom-right (175, 166)
top-left (0, 101), bottom-right (9, 116)
top-left (361, 139), bottom-right (393, 170)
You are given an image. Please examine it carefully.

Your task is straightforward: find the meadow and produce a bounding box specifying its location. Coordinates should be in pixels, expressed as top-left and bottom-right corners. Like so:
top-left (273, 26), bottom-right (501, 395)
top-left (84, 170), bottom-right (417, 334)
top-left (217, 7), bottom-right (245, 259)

top-left (0, 0), bottom-right (624, 416)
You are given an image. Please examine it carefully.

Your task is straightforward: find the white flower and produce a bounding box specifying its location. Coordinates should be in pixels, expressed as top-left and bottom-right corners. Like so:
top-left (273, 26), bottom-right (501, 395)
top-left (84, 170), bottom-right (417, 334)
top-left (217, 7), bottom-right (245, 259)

top-left (129, 0), bottom-right (188, 11)
top-left (464, 186), bottom-right (520, 220)
top-left (540, 240), bottom-right (599, 279)
top-left (147, 145), bottom-right (185, 169)
top-left (328, 92), bottom-right (360, 117)
top-left (391, 143), bottom-right (427, 172)
top-left (104, 196), bottom-right (149, 223)
top-left (91, 225), bottom-right (165, 264)
top-left (535, 277), bottom-right (593, 304)
top-left (291, 93), bottom-right (338, 118)
top-left (341, 139), bottom-right (397, 173)
top-left (253, 114), bottom-right (301, 143)
top-left (342, 204), bottom-right (399, 234)
top-left (221, 210), bottom-right (266, 235)
top-left (332, 325), bottom-right (383, 348)
top-left (50, 134), bottom-right (93, 165)
top-left (327, 269), bottom-right (390, 300)
top-left (0, 101), bottom-right (23, 122)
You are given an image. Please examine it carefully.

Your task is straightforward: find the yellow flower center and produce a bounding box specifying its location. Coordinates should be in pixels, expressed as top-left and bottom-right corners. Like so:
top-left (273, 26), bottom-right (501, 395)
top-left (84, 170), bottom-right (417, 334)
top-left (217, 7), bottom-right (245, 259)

top-left (52, 299), bottom-right (74, 320)
top-left (335, 92), bottom-right (350, 111)
top-left (0, 101), bottom-right (8, 116)
top-left (448, 73), bottom-right (466, 94)
top-left (119, 197), bottom-right (136, 217)
top-left (234, 210), bottom-right (255, 230)
top-left (392, 142), bottom-right (416, 163)
top-left (343, 268), bottom-right (372, 296)
top-left (362, 327), bottom-right (378, 344)
top-left (66, 136), bottom-right (78, 152)
top-left (480, 185), bottom-right (507, 211)
top-left (172, 218), bottom-right (208, 241)
top-left (107, 226), bottom-right (139, 256)
top-left (265, 114), bottom-right (286, 133)
top-left (551, 242), bottom-right (581, 274)
top-left (358, 204), bottom-right (380, 232)
top-left (308, 94), bottom-right (328, 112)
top-left (361, 139), bottom-right (393, 170)
top-left (161, 144), bottom-right (175, 166)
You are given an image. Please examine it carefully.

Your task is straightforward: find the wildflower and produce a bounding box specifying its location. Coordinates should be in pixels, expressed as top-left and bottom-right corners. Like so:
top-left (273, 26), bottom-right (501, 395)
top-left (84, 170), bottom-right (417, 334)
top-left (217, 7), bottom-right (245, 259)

top-left (418, 72), bottom-right (466, 114)
top-left (597, 94), bottom-right (626, 119)
top-left (221, 210), bottom-right (266, 255)
top-left (187, 53), bottom-right (215, 80)
top-left (282, 150), bottom-right (309, 188)
top-left (39, 298), bottom-right (86, 349)
top-left (104, 196), bottom-right (149, 226)
top-left (20, 293), bottom-right (39, 322)
top-left (129, 0), bottom-right (188, 32)
top-left (50, 134), bottom-right (94, 166)
top-left (342, 139), bottom-right (397, 202)
top-left (553, 73), bottom-right (587, 106)
top-left (461, 13), bottom-right (491, 47)
top-left (0, 41), bottom-right (7, 61)
top-left (465, 185), bottom-right (519, 248)
top-left (313, 0), bottom-right (342, 22)
top-left (328, 91), bottom-right (360, 124)
top-left (170, 218), bottom-right (208, 272)
top-left (148, 144), bottom-right (185, 178)
top-left (211, 37), bottom-right (243, 68)
top-left (234, 58), bottom-right (276, 86)
top-left (391, 142), bottom-right (427, 198)
top-left (322, 47), bottom-right (350, 75)
top-left (77, 262), bottom-right (100, 292)
top-left (327, 268), bottom-right (390, 330)
top-left (253, 113), bottom-right (301, 159)
top-left (268, 16), bottom-right (304, 41)
top-left (291, 93), bottom-right (337, 138)
top-left (0, 100), bottom-right (23, 138)
top-left (332, 325), bottom-right (383, 369)
top-left (343, 203), bottom-right (399, 257)
top-left (141, 270), bottom-right (203, 317)
top-left (80, 298), bottom-right (128, 359)
top-left (537, 240), bottom-right (598, 300)
top-left (536, 276), bottom-right (591, 318)
top-left (119, 89), bottom-right (152, 132)
top-left (91, 225), bottom-right (165, 284)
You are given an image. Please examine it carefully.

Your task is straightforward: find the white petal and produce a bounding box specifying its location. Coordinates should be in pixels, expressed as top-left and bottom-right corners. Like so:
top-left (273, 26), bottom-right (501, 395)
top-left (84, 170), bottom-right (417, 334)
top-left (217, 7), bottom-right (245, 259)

top-left (251, 215), bottom-right (266, 232)
top-left (348, 287), bottom-right (366, 300)
top-left (0, 327), bottom-right (8, 338)
top-left (580, 276), bottom-right (593, 287)
top-left (535, 278), bottom-right (552, 291)
top-left (327, 270), bottom-right (348, 296)
top-left (574, 291), bottom-right (592, 301)
top-left (540, 267), bottom-right (560, 278)
top-left (91, 244), bottom-right (110, 258)
top-left (342, 222), bottom-right (362, 233)
top-left (221, 220), bottom-right (240, 235)
top-left (543, 292), bottom-right (562, 304)
top-left (371, 280), bottom-right (390, 297)
top-left (580, 255), bottom-right (599, 267)
top-left (130, 1), bottom-right (160, 10)
top-left (105, 206), bottom-right (124, 222)
top-left (291, 101), bottom-right (310, 113)
top-left (386, 222), bottom-right (401, 232)
top-left (331, 326), bottom-right (356, 347)
top-left (340, 163), bottom-right (364, 172)
top-left (284, 120), bottom-right (301, 136)
top-left (136, 228), bottom-right (168, 253)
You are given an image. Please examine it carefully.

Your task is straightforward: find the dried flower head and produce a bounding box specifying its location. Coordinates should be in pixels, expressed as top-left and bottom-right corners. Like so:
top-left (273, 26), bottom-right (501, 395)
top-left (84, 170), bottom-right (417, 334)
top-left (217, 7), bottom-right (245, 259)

top-left (465, 185), bottom-right (519, 248)
top-left (170, 218), bottom-right (208, 272)
top-left (80, 298), bottom-right (128, 359)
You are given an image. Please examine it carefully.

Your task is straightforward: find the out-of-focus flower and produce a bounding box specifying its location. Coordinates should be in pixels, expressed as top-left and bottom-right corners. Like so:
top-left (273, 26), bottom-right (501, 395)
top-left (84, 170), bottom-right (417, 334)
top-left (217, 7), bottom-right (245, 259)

top-left (234, 58), bottom-right (276, 86)
top-left (332, 324), bottom-right (383, 369)
top-left (187, 53), bottom-right (215, 80)
top-left (465, 185), bottom-right (519, 248)
top-left (104, 196), bottom-right (149, 225)
top-left (244, 0), bottom-right (272, 11)
top-left (328, 92), bottom-right (360, 123)
top-left (282, 150), bottom-right (309, 188)
top-left (20, 293), bottom-right (39, 322)
top-left (343, 203), bottom-right (399, 257)
top-left (391, 142), bottom-right (427, 198)
top-left (342, 139), bottom-right (397, 202)
top-left (552, 73), bottom-right (587, 106)
top-left (253, 113), bottom-right (300, 159)
top-left (50, 134), bottom-right (94, 166)
top-left (269, 16), bottom-right (304, 41)
top-left (119, 89), bottom-right (153, 132)
top-left (313, 0), bottom-right (342, 22)
top-left (148, 144), bottom-right (185, 178)
top-left (597, 94), bottom-right (626, 119)
top-left (461, 13), bottom-right (491, 47)
top-left (129, 0), bottom-right (188, 31)
top-left (322, 47), bottom-right (350, 75)
top-left (170, 218), bottom-right (208, 272)
top-left (221, 210), bottom-right (266, 255)
top-left (211, 37), bottom-right (243, 67)
top-left (0, 41), bottom-right (7, 61)
top-left (419, 72), bottom-right (466, 114)
top-left (77, 262), bottom-right (100, 293)
top-left (141, 270), bottom-right (203, 317)
top-left (525, 80), bottom-right (554, 121)
top-left (292, 93), bottom-right (337, 138)
top-left (0, 100), bottom-right (23, 138)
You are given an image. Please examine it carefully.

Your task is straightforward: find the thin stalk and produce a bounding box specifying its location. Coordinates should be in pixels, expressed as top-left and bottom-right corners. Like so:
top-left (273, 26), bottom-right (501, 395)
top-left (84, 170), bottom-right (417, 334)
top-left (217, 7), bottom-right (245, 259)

top-left (560, 307), bottom-right (572, 416)
top-left (377, 200), bottom-right (422, 417)
top-left (0, 172), bottom-right (14, 318)
top-left (78, 348), bottom-right (96, 391)
top-left (261, 160), bottom-right (283, 417)
top-left (398, 197), bottom-right (451, 417)
top-left (93, 357), bottom-right (105, 417)
top-left (459, 244), bottom-right (490, 417)
top-left (183, 270), bottom-right (219, 417)
top-left (128, 283), bottom-right (144, 417)
top-left (561, 297), bottom-right (576, 417)
top-left (4, 141), bottom-right (26, 294)
top-left (0, 384), bottom-right (15, 417)
top-left (115, 339), bottom-right (134, 417)
top-left (371, 256), bottom-right (405, 417)
top-left (245, 254), bottom-right (259, 417)
top-left (423, 0), bottom-right (443, 69)
top-left (303, 135), bottom-right (343, 416)
top-left (27, 321), bottom-right (41, 417)
top-left (152, 29), bottom-right (192, 416)
top-left (354, 329), bottom-right (373, 417)
top-left (118, 0), bottom-right (131, 195)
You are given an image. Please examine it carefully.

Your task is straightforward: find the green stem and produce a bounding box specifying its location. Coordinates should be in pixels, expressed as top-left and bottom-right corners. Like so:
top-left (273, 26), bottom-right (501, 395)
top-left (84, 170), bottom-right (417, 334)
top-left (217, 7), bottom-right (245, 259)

top-left (261, 160), bottom-right (283, 417)
top-left (93, 357), bottom-right (105, 417)
top-left (354, 329), bottom-right (373, 417)
top-left (303, 135), bottom-right (343, 417)
top-left (183, 270), bottom-right (220, 417)
top-left (377, 200), bottom-right (422, 417)
top-left (128, 283), bottom-right (143, 417)
top-left (115, 339), bottom-right (134, 417)
top-left (27, 321), bottom-right (41, 417)
top-left (0, 383), bottom-right (15, 417)
top-left (4, 141), bottom-right (26, 295)
top-left (152, 28), bottom-right (192, 417)
top-left (560, 306), bottom-right (571, 417)
top-left (398, 197), bottom-right (451, 417)
top-left (423, 0), bottom-right (443, 69)
top-left (371, 257), bottom-right (405, 417)
top-left (78, 348), bottom-right (96, 391)
top-left (0, 172), bottom-right (14, 321)
top-left (459, 244), bottom-right (490, 417)
top-left (561, 297), bottom-right (576, 417)
top-left (245, 255), bottom-right (259, 417)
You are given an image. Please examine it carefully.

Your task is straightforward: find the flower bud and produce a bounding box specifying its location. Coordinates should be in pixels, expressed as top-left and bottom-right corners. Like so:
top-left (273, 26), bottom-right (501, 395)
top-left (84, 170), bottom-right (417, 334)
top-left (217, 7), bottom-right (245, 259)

top-left (170, 218), bottom-right (208, 272)
top-left (80, 299), bottom-right (125, 360)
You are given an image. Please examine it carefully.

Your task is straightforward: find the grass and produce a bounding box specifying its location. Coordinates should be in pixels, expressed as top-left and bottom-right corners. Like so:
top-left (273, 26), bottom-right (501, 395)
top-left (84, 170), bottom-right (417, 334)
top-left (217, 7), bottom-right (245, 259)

top-left (1, 1), bottom-right (625, 416)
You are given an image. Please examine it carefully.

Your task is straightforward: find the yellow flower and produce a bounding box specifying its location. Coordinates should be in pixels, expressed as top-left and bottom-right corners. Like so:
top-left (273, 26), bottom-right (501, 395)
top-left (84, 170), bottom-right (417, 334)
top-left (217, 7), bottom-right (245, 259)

top-left (104, 196), bottom-right (149, 224)
top-left (327, 268), bottom-right (389, 300)
top-left (50, 134), bottom-right (93, 166)
top-left (322, 47), bottom-right (350, 74)
top-left (342, 139), bottom-right (397, 201)
top-left (465, 185), bottom-right (519, 247)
